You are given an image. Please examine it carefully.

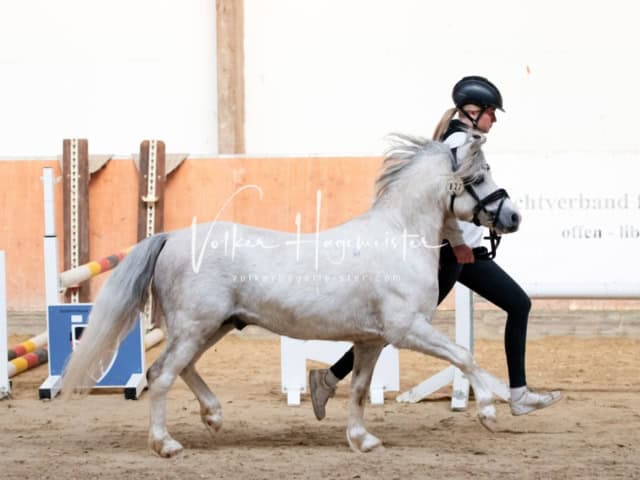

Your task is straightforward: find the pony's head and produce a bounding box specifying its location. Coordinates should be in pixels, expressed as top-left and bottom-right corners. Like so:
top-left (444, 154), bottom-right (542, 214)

top-left (373, 133), bottom-right (520, 235)
top-left (447, 132), bottom-right (520, 234)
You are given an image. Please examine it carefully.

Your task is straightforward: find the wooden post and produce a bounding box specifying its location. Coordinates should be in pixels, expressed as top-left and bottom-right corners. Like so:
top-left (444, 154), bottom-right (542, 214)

top-left (62, 138), bottom-right (90, 303)
top-left (137, 140), bottom-right (166, 242)
top-left (137, 140), bottom-right (166, 332)
top-left (216, 0), bottom-right (245, 153)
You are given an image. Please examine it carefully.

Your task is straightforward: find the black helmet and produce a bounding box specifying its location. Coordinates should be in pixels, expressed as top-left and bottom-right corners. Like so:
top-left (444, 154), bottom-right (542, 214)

top-left (452, 76), bottom-right (504, 111)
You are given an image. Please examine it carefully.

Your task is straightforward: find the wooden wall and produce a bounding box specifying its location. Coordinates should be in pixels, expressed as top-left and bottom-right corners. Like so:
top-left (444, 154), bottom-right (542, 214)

top-left (0, 156), bottom-right (382, 310)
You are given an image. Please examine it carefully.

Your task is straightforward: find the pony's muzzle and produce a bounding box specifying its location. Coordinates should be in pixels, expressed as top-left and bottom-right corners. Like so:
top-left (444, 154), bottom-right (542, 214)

top-left (495, 210), bottom-right (520, 234)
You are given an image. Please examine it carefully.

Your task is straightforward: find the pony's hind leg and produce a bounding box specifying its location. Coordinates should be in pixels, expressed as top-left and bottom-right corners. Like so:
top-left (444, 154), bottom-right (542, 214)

top-left (346, 342), bottom-right (385, 453)
top-left (393, 316), bottom-right (502, 432)
top-left (180, 322), bottom-right (235, 434)
top-left (147, 325), bottom-right (222, 457)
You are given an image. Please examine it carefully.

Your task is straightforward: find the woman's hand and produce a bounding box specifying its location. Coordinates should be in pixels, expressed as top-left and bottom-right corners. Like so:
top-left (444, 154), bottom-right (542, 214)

top-left (452, 244), bottom-right (475, 264)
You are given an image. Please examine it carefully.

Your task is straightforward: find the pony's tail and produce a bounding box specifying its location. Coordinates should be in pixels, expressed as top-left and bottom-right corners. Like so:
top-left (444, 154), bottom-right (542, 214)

top-left (60, 233), bottom-right (168, 398)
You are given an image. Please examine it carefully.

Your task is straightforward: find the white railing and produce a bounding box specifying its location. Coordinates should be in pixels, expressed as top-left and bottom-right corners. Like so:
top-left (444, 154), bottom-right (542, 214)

top-left (281, 337), bottom-right (399, 406)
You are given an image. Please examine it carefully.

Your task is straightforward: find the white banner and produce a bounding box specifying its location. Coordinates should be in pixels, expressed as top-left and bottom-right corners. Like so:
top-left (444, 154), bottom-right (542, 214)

top-left (489, 152), bottom-right (640, 297)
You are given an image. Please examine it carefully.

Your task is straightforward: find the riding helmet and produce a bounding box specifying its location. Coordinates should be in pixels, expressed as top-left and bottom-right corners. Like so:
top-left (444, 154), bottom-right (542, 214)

top-left (452, 76), bottom-right (504, 111)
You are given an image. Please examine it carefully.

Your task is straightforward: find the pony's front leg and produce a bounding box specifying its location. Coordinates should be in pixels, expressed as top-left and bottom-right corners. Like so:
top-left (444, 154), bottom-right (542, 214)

top-left (346, 342), bottom-right (385, 453)
top-left (394, 317), bottom-right (501, 432)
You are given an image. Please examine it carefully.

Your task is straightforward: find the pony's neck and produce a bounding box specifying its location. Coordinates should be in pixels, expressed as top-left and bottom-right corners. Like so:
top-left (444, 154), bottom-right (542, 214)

top-left (373, 183), bottom-right (447, 248)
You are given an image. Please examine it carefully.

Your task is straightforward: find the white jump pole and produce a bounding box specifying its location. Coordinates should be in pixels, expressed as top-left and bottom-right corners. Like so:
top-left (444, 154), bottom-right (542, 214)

top-left (144, 327), bottom-right (165, 350)
top-left (42, 167), bottom-right (60, 306)
top-left (450, 284), bottom-right (473, 409)
top-left (0, 251), bottom-right (9, 399)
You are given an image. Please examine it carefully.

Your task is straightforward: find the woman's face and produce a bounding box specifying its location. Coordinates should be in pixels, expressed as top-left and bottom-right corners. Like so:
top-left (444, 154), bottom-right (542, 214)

top-left (475, 107), bottom-right (497, 133)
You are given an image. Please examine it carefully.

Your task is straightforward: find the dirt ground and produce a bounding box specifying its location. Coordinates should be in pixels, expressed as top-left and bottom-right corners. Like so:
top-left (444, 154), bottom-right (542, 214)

top-left (1, 332), bottom-right (639, 480)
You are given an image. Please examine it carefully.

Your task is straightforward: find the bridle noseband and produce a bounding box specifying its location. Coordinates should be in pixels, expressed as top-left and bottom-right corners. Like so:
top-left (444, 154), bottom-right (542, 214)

top-left (465, 185), bottom-right (510, 227)
top-left (448, 146), bottom-right (510, 259)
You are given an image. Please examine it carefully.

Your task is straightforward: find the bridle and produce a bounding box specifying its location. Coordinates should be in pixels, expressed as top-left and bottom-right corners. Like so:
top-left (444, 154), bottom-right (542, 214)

top-left (447, 145), bottom-right (510, 259)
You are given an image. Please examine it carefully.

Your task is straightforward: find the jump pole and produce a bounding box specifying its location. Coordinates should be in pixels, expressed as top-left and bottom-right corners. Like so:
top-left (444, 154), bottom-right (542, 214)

top-left (0, 251), bottom-right (9, 399)
top-left (58, 248), bottom-right (133, 290)
top-left (7, 332), bottom-right (48, 361)
top-left (8, 348), bottom-right (48, 377)
top-left (144, 328), bottom-right (165, 350)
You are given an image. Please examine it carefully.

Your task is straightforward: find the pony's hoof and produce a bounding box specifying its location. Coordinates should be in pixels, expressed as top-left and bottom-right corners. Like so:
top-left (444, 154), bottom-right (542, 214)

top-left (477, 405), bottom-right (497, 432)
top-left (478, 414), bottom-right (497, 433)
top-left (347, 428), bottom-right (383, 453)
top-left (150, 437), bottom-right (184, 458)
top-left (202, 410), bottom-right (223, 433)
top-left (477, 368), bottom-right (510, 402)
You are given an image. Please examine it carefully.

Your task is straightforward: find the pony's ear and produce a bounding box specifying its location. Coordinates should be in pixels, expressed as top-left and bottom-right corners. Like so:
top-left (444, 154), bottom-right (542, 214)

top-left (456, 131), bottom-right (485, 164)
top-left (469, 131), bottom-right (487, 146)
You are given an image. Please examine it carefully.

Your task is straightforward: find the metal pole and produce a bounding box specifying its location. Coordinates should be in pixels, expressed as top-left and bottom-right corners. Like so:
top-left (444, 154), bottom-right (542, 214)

top-left (42, 168), bottom-right (60, 306)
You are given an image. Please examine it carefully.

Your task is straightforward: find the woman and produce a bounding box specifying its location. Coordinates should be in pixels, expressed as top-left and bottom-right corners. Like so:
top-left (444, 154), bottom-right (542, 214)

top-left (309, 76), bottom-right (561, 421)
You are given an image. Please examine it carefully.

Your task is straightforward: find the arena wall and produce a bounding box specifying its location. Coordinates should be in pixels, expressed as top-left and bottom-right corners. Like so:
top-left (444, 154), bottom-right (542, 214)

top-left (0, 156), bottom-right (380, 311)
top-left (2, 155), bottom-right (638, 320)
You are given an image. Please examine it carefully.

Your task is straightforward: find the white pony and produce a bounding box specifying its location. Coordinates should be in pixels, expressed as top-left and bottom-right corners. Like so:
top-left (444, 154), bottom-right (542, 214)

top-left (61, 133), bottom-right (521, 457)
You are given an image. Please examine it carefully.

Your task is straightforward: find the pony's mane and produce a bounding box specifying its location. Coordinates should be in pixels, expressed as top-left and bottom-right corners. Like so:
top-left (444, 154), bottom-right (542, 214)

top-left (373, 133), bottom-right (445, 205)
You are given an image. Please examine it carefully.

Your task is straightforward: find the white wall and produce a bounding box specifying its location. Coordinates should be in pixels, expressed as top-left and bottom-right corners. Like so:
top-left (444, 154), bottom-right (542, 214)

top-left (0, 0), bottom-right (217, 156)
top-left (244, 0), bottom-right (640, 156)
top-left (4, 1), bottom-right (638, 157)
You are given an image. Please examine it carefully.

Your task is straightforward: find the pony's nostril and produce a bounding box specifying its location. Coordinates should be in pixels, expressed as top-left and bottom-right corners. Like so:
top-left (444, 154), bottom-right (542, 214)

top-left (511, 213), bottom-right (520, 225)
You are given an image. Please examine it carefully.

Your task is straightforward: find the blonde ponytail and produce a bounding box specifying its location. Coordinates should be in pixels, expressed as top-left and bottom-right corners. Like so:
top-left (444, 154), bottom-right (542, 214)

top-left (432, 107), bottom-right (457, 141)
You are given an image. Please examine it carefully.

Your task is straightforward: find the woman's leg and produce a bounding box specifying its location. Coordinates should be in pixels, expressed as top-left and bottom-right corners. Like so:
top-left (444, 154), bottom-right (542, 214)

top-left (457, 259), bottom-right (530, 387)
top-left (457, 259), bottom-right (560, 414)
